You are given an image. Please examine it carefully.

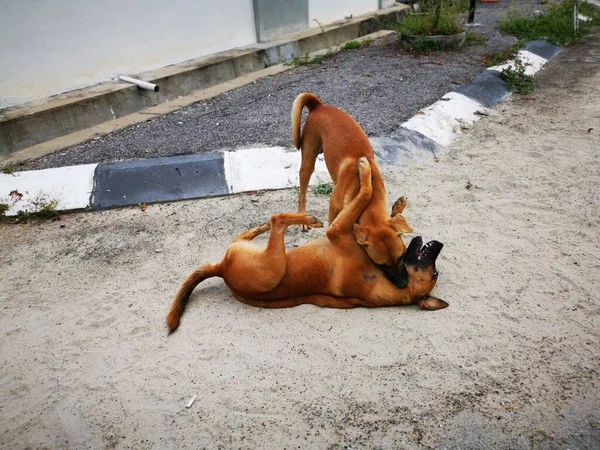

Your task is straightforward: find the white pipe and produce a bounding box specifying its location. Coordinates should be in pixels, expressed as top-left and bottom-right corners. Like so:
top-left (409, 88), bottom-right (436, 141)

top-left (118, 75), bottom-right (159, 92)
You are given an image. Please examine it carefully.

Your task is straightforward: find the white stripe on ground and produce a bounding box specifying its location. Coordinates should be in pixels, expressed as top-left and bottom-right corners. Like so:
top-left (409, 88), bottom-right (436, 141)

top-left (487, 49), bottom-right (549, 76)
top-left (0, 164), bottom-right (97, 216)
top-left (223, 147), bottom-right (331, 194)
top-left (401, 92), bottom-right (489, 148)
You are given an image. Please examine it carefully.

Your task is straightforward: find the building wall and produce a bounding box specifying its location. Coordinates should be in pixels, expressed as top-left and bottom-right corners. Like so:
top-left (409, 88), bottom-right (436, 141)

top-left (0, 0), bottom-right (256, 108)
top-left (309, 0), bottom-right (379, 27)
top-left (0, 0), bottom-right (384, 109)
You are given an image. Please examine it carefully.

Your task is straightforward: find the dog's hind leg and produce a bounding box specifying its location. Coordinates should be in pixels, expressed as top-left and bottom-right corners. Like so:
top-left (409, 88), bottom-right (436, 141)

top-left (297, 132), bottom-right (322, 232)
top-left (225, 213), bottom-right (323, 294)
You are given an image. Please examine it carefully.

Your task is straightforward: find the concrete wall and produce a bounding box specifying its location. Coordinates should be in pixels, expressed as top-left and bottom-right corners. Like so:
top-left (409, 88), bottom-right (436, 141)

top-left (0, 0), bottom-right (385, 109)
top-left (309, 0), bottom-right (380, 27)
top-left (0, 0), bottom-right (256, 108)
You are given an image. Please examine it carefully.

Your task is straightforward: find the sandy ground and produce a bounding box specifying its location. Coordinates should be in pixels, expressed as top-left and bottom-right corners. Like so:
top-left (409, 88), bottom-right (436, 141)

top-left (1, 36), bottom-right (600, 449)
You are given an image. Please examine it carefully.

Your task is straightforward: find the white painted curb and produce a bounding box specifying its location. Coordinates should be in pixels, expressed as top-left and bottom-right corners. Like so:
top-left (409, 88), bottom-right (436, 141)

top-left (487, 49), bottom-right (549, 77)
top-left (401, 92), bottom-right (488, 147)
top-left (223, 147), bottom-right (330, 194)
top-left (0, 164), bottom-right (97, 216)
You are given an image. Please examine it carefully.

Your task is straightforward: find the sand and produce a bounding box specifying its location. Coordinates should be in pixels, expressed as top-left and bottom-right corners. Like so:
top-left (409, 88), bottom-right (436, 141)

top-left (1, 40), bottom-right (599, 449)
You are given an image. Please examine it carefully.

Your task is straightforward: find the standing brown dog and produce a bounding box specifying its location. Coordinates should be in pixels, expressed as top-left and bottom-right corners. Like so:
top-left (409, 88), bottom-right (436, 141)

top-left (166, 158), bottom-right (447, 333)
top-left (292, 93), bottom-right (412, 284)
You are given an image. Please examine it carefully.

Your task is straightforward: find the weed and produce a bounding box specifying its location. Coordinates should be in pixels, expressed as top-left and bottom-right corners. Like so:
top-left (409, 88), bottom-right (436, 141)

top-left (343, 40), bottom-right (362, 50)
top-left (0, 204), bottom-right (8, 216)
top-left (498, 0), bottom-right (600, 46)
top-left (465, 31), bottom-right (488, 47)
top-left (394, 11), bottom-right (463, 36)
top-left (0, 192), bottom-right (60, 222)
top-left (313, 183), bottom-right (334, 195)
top-left (342, 38), bottom-right (372, 50)
top-left (483, 41), bottom-right (523, 66)
top-left (287, 53), bottom-right (328, 67)
top-left (500, 58), bottom-right (535, 95)
top-left (1, 165), bottom-right (16, 175)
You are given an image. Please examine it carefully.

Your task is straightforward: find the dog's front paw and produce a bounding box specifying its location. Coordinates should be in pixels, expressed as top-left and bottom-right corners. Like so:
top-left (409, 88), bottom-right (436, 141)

top-left (357, 157), bottom-right (369, 172)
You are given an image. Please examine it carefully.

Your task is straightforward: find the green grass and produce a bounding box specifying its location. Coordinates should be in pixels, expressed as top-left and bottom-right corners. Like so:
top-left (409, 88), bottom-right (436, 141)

top-left (1, 165), bottom-right (16, 175)
top-left (500, 58), bottom-right (535, 95)
top-left (483, 41), bottom-right (524, 67)
top-left (498, 0), bottom-right (600, 46)
top-left (465, 31), bottom-right (488, 47)
top-left (313, 183), bottom-right (334, 195)
top-left (287, 54), bottom-right (327, 66)
top-left (394, 11), bottom-right (463, 36)
top-left (342, 38), bottom-right (372, 50)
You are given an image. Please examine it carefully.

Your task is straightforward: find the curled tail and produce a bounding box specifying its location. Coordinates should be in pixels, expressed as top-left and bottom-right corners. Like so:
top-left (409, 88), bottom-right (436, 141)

top-left (291, 92), bottom-right (323, 149)
top-left (166, 263), bottom-right (221, 332)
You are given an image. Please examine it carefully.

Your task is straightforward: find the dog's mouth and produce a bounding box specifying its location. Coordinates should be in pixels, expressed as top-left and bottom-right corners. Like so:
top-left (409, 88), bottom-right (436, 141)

top-left (404, 236), bottom-right (444, 267)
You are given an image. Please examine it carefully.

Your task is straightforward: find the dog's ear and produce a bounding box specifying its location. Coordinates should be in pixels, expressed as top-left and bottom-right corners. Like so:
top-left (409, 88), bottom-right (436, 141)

top-left (391, 196), bottom-right (408, 216)
top-left (417, 296), bottom-right (449, 310)
top-left (353, 224), bottom-right (370, 245)
top-left (390, 214), bottom-right (413, 234)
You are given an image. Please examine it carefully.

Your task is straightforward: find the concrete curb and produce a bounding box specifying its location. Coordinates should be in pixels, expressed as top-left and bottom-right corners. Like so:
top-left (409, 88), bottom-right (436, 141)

top-left (0, 40), bottom-right (561, 217)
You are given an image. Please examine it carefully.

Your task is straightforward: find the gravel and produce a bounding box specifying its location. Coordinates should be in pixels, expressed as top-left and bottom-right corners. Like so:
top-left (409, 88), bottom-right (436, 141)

top-left (20, 1), bottom-right (545, 171)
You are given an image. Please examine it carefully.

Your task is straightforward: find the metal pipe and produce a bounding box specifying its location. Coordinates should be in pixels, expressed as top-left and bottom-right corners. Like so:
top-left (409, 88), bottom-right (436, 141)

top-left (118, 75), bottom-right (159, 92)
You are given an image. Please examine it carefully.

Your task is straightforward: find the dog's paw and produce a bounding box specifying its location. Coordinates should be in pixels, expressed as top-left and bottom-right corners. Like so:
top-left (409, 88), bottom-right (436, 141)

top-left (300, 224), bottom-right (311, 233)
top-left (308, 216), bottom-right (323, 228)
top-left (357, 157), bottom-right (369, 172)
top-left (392, 196), bottom-right (408, 215)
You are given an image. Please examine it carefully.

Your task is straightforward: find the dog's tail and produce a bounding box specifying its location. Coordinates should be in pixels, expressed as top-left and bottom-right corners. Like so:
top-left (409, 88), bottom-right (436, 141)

top-left (166, 263), bottom-right (221, 333)
top-left (292, 92), bottom-right (323, 149)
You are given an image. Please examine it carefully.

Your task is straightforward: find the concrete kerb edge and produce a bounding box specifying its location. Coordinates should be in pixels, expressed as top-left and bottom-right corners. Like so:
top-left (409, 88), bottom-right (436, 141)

top-left (0, 40), bottom-right (562, 217)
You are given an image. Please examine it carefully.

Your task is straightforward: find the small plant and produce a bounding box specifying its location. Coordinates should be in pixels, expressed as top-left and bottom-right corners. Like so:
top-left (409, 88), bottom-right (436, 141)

top-left (313, 183), bottom-right (334, 195)
top-left (287, 53), bottom-right (329, 67)
top-left (343, 40), bottom-right (362, 50)
top-left (465, 31), bottom-right (488, 47)
top-left (500, 58), bottom-right (535, 95)
top-left (1, 165), bottom-right (16, 175)
top-left (342, 38), bottom-right (372, 50)
top-left (483, 42), bottom-right (523, 67)
top-left (1, 192), bottom-right (60, 222)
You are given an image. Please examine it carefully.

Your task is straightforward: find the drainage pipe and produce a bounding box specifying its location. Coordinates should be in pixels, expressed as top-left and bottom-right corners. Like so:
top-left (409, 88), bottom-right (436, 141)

top-left (118, 75), bottom-right (159, 92)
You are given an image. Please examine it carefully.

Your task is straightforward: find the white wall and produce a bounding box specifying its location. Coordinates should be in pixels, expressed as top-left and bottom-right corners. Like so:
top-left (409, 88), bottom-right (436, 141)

top-left (0, 0), bottom-right (256, 108)
top-left (309, 0), bottom-right (379, 27)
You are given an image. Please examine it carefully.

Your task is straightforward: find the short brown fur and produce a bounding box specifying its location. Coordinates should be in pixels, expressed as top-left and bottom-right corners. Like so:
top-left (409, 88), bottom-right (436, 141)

top-left (291, 92), bottom-right (413, 269)
top-left (167, 159), bottom-right (446, 333)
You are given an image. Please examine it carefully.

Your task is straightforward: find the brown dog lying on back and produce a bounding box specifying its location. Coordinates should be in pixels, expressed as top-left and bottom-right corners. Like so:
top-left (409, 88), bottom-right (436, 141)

top-left (292, 93), bottom-right (413, 285)
top-left (166, 158), bottom-right (447, 332)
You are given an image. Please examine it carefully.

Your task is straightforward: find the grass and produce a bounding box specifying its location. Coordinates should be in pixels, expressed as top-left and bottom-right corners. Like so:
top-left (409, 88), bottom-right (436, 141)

top-left (1, 165), bottom-right (16, 175)
top-left (394, 11), bottom-right (463, 36)
top-left (287, 54), bottom-right (328, 67)
top-left (483, 41), bottom-right (524, 67)
top-left (313, 183), bottom-right (334, 195)
top-left (342, 38), bottom-right (373, 50)
top-left (498, 0), bottom-right (600, 46)
top-left (0, 191), bottom-right (60, 222)
top-left (500, 58), bottom-right (535, 95)
top-left (465, 31), bottom-right (488, 47)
